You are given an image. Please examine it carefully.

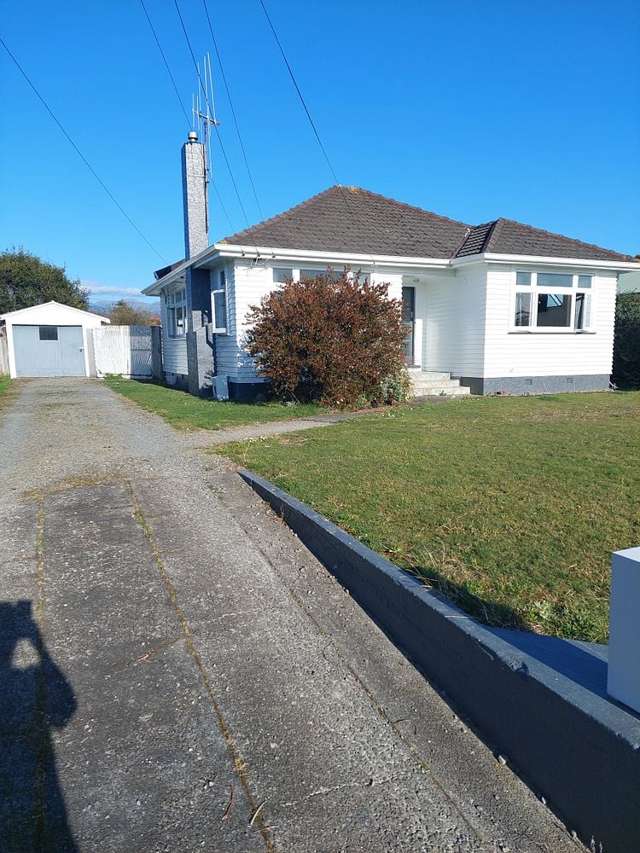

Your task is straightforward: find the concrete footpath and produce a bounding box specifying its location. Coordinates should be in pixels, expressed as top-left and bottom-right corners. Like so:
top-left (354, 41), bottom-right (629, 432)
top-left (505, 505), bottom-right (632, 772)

top-left (0, 379), bottom-right (581, 852)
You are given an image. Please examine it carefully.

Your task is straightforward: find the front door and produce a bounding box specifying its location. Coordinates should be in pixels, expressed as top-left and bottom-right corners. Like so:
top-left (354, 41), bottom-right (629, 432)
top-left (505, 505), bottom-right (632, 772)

top-left (401, 286), bottom-right (415, 365)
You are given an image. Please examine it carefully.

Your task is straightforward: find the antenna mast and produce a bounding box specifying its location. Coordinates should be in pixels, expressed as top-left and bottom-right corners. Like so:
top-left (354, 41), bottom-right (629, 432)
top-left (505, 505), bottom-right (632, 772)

top-left (192, 52), bottom-right (219, 235)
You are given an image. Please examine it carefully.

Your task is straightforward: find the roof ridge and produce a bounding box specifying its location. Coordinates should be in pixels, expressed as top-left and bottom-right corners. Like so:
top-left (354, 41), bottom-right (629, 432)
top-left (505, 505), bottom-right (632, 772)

top-left (340, 186), bottom-right (472, 230)
top-left (487, 216), bottom-right (632, 260)
top-left (0, 300), bottom-right (110, 321)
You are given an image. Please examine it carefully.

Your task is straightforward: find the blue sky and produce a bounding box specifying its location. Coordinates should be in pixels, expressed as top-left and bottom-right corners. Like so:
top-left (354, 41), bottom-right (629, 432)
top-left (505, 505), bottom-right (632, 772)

top-left (1, 0), bottom-right (639, 304)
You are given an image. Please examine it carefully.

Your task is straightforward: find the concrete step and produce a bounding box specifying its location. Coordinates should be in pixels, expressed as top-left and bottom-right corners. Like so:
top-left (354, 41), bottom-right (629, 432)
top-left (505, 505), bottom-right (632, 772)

top-left (412, 377), bottom-right (461, 390)
top-left (408, 371), bottom-right (471, 398)
top-left (407, 369), bottom-right (450, 382)
top-left (412, 385), bottom-right (471, 398)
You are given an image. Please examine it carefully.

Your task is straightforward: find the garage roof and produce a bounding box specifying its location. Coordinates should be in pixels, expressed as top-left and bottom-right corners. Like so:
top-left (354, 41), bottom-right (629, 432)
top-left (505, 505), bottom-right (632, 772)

top-left (0, 301), bottom-right (110, 323)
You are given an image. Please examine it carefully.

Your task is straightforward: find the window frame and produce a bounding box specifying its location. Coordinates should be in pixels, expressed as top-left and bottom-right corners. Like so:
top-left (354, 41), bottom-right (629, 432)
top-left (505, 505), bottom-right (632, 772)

top-left (38, 325), bottom-right (59, 341)
top-left (511, 271), bottom-right (594, 334)
top-left (166, 286), bottom-right (187, 338)
top-left (270, 266), bottom-right (370, 285)
top-left (211, 267), bottom-right (228, 334)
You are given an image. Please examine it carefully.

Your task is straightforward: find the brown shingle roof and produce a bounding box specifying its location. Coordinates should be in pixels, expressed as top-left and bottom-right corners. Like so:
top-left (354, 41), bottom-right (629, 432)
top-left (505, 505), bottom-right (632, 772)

top-left (219, 185), bottom-right (632, 263)
top-left (221, 186), bottom-right (471, 258)
top-left (456, 218), bottom-right (632, 262)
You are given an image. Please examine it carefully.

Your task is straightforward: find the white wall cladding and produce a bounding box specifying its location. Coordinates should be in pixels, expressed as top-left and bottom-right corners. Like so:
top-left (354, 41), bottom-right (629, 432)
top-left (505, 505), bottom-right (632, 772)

top-left (422, 266), bottom-right (486, 376)
top-left (197, 257), bottom-right (618, 389)
top-left (91, 325), bottom-right (153, 377)
top-left (217, 261), bottom-right (275, 380)
top-left (371, 271), bottom-right (402, 302)
top-left (226, 264), bottom-right (402, 382)
top-left (483, 267), bottom-right (617, 378)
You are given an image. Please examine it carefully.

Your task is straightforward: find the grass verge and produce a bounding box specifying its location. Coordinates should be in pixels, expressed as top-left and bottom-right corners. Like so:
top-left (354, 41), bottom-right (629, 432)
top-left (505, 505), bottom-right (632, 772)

top-left (220, 391), bottom-right (640, 643)
top-left (0, 375), bottom-right (10, 397)
top-left (104, 376), bottom-right (323, 431)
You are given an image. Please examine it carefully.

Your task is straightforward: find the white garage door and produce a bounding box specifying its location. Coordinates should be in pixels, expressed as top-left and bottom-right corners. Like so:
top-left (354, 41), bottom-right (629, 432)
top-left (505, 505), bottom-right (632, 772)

top-left (13, 325), bottom-right (86, 377)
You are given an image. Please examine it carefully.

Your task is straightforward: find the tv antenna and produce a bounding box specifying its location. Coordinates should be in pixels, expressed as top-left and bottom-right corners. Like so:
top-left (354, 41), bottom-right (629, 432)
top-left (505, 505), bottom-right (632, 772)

top-left (191, 52), bottom-right (219, 233)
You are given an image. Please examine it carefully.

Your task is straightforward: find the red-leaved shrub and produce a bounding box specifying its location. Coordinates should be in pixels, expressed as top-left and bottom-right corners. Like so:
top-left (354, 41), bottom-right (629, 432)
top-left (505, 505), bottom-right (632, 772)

top-left (245, 271), bottom-right (408, 407)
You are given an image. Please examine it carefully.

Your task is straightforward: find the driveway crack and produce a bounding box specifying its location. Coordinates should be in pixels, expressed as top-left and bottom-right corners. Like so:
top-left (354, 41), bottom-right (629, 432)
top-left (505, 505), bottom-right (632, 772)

top-left (126, 479), bottom-right (275, 853)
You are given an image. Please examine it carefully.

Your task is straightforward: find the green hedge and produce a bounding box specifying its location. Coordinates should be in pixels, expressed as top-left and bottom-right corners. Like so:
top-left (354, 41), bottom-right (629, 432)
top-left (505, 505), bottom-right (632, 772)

top-left (613, 293), bottom-right (640, 388)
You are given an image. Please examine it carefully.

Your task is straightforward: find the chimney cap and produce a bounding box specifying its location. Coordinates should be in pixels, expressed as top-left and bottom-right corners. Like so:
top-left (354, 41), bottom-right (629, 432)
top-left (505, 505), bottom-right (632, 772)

top-left (187, 130), bottom-right (198, 142)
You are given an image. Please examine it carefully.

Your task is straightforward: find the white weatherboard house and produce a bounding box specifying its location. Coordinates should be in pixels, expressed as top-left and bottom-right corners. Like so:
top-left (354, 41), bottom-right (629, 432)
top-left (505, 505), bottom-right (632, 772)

top-left (144, 132), bottom-right (640, 399)
top-left (0, 301), bottom-right (109, 379)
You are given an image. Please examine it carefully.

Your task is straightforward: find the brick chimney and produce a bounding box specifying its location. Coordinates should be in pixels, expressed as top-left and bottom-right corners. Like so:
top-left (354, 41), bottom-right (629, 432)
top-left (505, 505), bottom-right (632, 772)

top-left (182, 131), bottom-right (208, 259)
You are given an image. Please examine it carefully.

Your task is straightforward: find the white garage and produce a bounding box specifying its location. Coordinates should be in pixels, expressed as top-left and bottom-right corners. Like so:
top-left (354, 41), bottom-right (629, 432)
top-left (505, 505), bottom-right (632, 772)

top-left (0, 301), bottom-right (110, 378)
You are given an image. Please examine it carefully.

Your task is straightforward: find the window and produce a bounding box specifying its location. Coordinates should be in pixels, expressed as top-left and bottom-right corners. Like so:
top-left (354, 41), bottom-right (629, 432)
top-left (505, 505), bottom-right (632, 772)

top-left (514, 291), bottom-right (532, 327)
top-left (537, 272), bottom-right (573, 288)
top-left (166, 288), bottom-right (186, 337)
top-left (212, 269), bottom-right (227, 332)
top-left (39, 326), bottom-right (58, 341)
top-left (574, 292), bottom-right (592, 330)
top-left (537, 293), bottom-right (571, 327)
top-left (272, 268), bottom-right (293, 283)
top-left (300, 267), bottom-right (343, 283)
top-left (513, 271), bottom-right (593, 332)
top-left (299, 268), bottom-right (325, 280)
top-left (272, 266), bottom-right (365, 285)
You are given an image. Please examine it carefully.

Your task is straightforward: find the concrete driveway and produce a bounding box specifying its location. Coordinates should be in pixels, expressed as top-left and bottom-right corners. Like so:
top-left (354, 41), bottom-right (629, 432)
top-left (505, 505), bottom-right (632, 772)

top-left (0, 379), bottom-right (581, 852)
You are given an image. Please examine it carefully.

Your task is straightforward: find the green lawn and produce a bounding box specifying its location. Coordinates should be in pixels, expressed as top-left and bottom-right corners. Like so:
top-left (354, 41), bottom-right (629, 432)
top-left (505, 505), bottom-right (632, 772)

top-left (220, 392), bottom-right (640, 643)
top-left (0, 375), bottom-right (11, 399)
top-left (104, 377), bottom-right (323, 431)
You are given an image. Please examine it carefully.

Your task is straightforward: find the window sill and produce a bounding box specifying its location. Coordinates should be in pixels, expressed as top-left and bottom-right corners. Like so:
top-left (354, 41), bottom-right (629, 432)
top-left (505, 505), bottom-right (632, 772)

top-left (212, 327), bottom-right (228, 335)
top-left (508, 329), bottom-right (596, 335)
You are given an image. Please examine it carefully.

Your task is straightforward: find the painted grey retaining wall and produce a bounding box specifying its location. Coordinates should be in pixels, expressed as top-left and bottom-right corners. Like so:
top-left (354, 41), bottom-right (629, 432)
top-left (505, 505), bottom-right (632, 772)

top-left (241, 470), bottom-right (640, 853)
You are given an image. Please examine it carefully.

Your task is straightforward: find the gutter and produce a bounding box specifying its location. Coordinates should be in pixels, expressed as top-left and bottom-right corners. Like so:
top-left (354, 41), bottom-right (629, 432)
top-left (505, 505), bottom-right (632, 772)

top-left (452, 253), bottom-right (640, 272)
top-left (144, 246), bottom-right (640, 295)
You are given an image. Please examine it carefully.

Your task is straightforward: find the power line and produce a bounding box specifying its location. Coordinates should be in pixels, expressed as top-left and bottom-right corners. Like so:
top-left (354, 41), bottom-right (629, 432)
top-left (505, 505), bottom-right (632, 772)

top-left (256, 0), bottom-right (371, 256)
top-left (0, 34), bottom-right (166, 262)
top-left (201, 0), bottom-right (264, 221)
top-left (138, 1), bottom-right (236, 236)
top-left (173, 0), bottom-right (253, 230)
top-left (257, 0), bottom-right (340, 186)
top-left (139, 0), bottom-right (191, 127)
top-left (211, 182), bottom-right (235, 236)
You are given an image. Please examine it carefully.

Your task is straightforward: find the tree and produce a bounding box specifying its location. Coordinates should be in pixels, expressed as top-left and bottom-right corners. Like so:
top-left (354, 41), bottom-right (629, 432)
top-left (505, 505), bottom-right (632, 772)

top-left (245, 271), bottom-right (409, 407)
top-left (613, 292), bottom-right (640, 388)
top-left (0, 248), bottom-right (88, 315)
top-left (108, 299), bottom-right (159, 326)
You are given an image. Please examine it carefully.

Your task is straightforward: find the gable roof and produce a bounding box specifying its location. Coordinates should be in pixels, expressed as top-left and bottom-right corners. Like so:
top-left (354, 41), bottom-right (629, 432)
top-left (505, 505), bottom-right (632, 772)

top-left (219, 185), bottom-right (632, 264)
top-left (456, 218), bottom-right (632, 262)
top-left (220, 186), bottom-right (471, 259)
top-left (0, 300), bottom-right (110, 323)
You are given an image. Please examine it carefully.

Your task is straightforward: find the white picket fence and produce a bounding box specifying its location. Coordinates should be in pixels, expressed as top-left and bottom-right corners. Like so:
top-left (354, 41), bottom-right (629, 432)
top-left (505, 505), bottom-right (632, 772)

top-left (89, 325), bottom-right (153, 378)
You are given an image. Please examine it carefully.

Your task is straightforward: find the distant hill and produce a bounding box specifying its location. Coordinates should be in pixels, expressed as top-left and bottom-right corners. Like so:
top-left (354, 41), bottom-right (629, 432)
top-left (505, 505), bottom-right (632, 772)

top-left (89, 297), bottom-right (159, 313)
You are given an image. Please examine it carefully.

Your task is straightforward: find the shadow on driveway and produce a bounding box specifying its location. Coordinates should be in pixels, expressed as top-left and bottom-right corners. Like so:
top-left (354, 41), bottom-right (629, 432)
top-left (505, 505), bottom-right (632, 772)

top-left (0, 600), bottom-right (77, 852)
